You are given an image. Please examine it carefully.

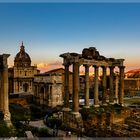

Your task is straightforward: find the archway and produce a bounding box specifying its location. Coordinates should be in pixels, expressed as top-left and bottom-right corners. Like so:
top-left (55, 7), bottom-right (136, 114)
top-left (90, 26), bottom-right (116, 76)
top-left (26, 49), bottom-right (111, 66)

top-left (23, 83), bottom-right (28, 92)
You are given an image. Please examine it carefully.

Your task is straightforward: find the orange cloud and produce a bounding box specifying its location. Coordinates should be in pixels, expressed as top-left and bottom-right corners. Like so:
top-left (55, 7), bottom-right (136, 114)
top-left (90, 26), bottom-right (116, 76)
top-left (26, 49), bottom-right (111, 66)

top-left (37, 61), bottom-right (63, 73)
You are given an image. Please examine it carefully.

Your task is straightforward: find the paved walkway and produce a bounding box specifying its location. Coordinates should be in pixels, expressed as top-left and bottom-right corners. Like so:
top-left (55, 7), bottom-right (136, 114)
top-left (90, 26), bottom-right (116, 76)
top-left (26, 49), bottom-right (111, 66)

top-left (29, 120), bottom-right (45, 128)
top-left (28, 120), bottom-right (78, 138)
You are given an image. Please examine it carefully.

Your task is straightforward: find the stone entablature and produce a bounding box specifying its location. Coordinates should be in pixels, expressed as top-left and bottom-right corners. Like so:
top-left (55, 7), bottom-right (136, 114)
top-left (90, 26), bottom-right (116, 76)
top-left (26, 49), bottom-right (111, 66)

top-left (61, 48), bottom-right (124, 67)
top-left (34, 73), bottom-right (62, 83)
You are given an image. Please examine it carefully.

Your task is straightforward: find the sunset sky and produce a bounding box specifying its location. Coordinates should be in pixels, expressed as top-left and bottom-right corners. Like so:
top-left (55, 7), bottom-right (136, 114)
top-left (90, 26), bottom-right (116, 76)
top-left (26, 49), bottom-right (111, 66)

top-left (0, 2), bottom-right (140, 72)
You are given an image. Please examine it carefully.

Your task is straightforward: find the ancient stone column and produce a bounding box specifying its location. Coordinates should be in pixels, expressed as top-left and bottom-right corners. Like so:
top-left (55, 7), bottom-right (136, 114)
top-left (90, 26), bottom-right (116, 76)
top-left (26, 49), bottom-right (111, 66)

top-left (0, 68), bottom-right (4, 111)
top-left (93, 65), bottom-right (99, 107)
top-left (109, 66), bottom-right (115, 104)
top-left (119, 66), bottom-right (125, 106)
top-left (43, 87), bottom-right (45, 104)
top-left (72, 62), bottom-right (79, 113)
top-left (84, 64), bottom-right (90, 108)
top-left (102, 66), bottom-right (107, 106)
top-left (2, 54), bottom-right (11, 124)
top-left (48, 85), bottom-right (51, 106)
top-left (37, 85), bottom-right (39, 103)
top-left (114, 73), bottom-right (119, 104)
top-left (63, 64), bottom-right (70, 111)
top-left (14, 79), bottom-right (16, 93)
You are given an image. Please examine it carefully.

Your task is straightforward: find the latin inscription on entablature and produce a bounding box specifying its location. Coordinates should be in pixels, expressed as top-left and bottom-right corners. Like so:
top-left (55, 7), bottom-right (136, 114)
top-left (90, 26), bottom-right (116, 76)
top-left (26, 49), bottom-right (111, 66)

top-left (112, 61), bottom-right (124, 66)
top-left (80, 59), bottom-right (109, 66)
top-left (112, 59), bottom-right (125, 66)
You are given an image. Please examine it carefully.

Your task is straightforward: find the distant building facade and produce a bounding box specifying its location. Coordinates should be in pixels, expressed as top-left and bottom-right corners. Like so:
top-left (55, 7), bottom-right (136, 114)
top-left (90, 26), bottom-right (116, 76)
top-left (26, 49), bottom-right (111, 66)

top-left (8, 42), bottom-right (40, 94)
top-left (124, 69), bottom-right (140, 97)
top-left (33, 73), bottom-right (63, 107)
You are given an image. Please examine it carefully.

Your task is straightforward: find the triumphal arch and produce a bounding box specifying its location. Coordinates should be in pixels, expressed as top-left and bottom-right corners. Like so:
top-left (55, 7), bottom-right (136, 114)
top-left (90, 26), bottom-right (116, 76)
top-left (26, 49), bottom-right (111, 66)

top-left (60, 47), bottom-right (125, 129)
top-left (0, 54), bottom-right (11, 125)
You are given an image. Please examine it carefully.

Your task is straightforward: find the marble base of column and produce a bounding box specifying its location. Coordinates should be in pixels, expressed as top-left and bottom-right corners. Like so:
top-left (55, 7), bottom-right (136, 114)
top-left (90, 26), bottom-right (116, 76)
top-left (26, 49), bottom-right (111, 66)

top-left (5, 120), bottom-right (12, 127)
top-left (72, 111), bottom-right (81, 118)
top-left (4, 111), bottom-right (12, 127)
top-left (102, 103), bottom-right (108, 106)
top-left (62, 107), bottom-right (71, 112)
top-left (109, 102), bottom-right (115, 105)
top-left (120, 103), bottom-right (124, 107)
top-left (84, 105), bottom-right (90, 109)
top-left (94, 104), bottom-right (100, 108)
top-left (114, 98), bottom-right (118, 104)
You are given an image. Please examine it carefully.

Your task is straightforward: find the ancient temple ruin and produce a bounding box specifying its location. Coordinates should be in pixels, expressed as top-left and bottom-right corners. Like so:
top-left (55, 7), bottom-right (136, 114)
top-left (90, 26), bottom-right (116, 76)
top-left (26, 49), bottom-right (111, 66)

top-left (60, 47), bottom-right (125, 129)
top-left (0, 54), bottom-right (11, 125)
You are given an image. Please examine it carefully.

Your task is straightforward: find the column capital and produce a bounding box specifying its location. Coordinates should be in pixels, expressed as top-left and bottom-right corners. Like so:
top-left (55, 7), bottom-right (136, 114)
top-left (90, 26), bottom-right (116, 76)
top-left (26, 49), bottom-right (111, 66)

top-left (109, 65), bottom-right (115, 69)
top-left (101, 65), bottom-right (107, 68)
top-left (119, 66), bottom-right (125, 69)
top-left (83, 64), bottom-right (90, 67)
top-left (73, 62), bottom-right (80, 68)
top-left (93, 65), bottom-right (99, 68)
top-left (63, 62), bottom-right (71, 67)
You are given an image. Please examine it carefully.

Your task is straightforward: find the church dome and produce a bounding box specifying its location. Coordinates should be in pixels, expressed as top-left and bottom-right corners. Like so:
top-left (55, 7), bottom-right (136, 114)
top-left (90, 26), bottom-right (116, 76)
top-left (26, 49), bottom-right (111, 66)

top-left (14, 42), bottom-right (31, 67)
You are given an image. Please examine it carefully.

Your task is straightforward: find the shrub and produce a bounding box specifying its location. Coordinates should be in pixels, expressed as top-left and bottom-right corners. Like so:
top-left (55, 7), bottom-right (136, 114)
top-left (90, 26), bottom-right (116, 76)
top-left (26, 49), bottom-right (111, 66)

top-left (0, 121), bottom-right (16, 137)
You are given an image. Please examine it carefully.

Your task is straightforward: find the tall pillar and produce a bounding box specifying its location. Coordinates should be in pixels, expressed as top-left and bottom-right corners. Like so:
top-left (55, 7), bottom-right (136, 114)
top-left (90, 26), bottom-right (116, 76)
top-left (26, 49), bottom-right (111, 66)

top-left (114, 73), bottom-right (119, 104)
top-left (37, 85), bottom-right (39, 103)
top-left (3, 54), bottom-right (11, 125)
top-left (0, 69), bottom-right (4, 111)
top-left (48, 85), bottom-right (51, 106)
top-left (50, 85), bottom-right (53, 106)
top-left (72, 62), bottom-right (79, 113)
top-left (119, 66), bottom-right (125, 106)
top-left (43, 87), bottom-right (45, 104)
top-left (63, 64), bottom-right (70, 111)
top-left (14, 79), bottom-right (16, 93)
top-left (109, 66), bottom-right (115, 104)
top-left (84, 64), bottom-right (90, 108)
top-left (102, 66), bottom-right (107, 106)
top-left (93, 65), bottom-right (99, 107)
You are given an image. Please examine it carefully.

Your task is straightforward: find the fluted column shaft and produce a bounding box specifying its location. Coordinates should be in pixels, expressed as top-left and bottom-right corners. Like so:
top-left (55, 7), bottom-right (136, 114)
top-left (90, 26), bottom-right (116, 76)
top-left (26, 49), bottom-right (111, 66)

top-left (3, 55), bottom-right (11, 121)
top-left (72, 62), bottom-right (79, 112)
top-left (119, 66), bottom-right (125, 106)
top-left (109, 66), bottom-right (115, 104)
top-left (94, 65), bottom-right (99, 107)
top-left (115, 73), bottom-right (119, 104)
top-left (64, 64), bottom-right (70, 109)
top-left (48, 85), bottom-right (51, 106)
top-left (0, 70), bottom-right (4, 111)
top-left (102, 66), bottom-right (107, 105)
top-left (84, 65), bottom-right (90, 108)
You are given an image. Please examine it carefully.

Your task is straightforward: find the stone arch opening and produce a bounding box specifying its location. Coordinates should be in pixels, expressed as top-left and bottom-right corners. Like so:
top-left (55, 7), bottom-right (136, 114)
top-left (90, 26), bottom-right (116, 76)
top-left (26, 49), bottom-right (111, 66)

top-left (23, 83), bottom-right (28, 92)
top-left (40, 87), bottom-right (44, 94)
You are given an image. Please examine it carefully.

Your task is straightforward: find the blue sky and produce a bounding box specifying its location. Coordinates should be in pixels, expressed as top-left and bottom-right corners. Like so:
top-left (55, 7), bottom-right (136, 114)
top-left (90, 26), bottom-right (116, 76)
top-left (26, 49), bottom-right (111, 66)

top-left (0, 2), bottom-right (140, 72)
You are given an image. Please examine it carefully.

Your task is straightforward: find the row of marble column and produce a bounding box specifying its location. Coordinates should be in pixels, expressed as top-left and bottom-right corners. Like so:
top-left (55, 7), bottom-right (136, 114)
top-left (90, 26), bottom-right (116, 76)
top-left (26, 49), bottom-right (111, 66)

top-left (64, 63), bottom-right (125, 113)
top-left (0, 54), bottom-right (11, 123)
